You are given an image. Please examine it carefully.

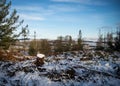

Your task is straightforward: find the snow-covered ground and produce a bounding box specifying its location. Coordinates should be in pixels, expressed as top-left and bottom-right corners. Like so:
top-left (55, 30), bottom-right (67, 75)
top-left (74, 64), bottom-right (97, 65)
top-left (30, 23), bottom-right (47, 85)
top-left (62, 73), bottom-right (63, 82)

top-left (0, 51), bottom-right (120, 86)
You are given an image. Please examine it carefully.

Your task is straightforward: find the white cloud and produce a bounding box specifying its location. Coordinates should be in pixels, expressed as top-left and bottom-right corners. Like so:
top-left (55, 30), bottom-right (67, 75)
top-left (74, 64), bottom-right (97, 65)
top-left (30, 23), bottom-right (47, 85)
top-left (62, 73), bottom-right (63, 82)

top-left (51, 0), bottom-right (79, 2)
top-left (11, 1), bottom-right (106, 22)
top-left (51, 0), bottom-right (107, 6)
top-left (48, 4), bottom-right (80, 12)
top-left (12, 5), bottom-right (54, 21)
top-left (13, 4), bottom-right (87, 22)
top-left (13, 4), bottom-right (81, 14)
top-left (20, 13), bottom-right (45, 21)
top-left (13, 6), bottom-right (42, 12)
top-left (13, 5), bottom-right (55, 16)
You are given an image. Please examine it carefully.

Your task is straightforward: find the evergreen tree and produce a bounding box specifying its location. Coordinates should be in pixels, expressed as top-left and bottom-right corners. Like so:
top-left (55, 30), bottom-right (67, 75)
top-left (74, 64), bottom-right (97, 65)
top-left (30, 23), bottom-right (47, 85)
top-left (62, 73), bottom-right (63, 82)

top-left (39, 39), bottom-right (51, 56)
top-left (21, 25), bottom-right (29, 54)
top-left (96, 35), bottom-right (104, 50)
top-left (106, 33), bottom-right (114, 50)
top-left (0, 0), bottom-right (26, 49)
top-left (64, 35), bottom-right (72, 51)
top-left (29, 39), bottom-right (51, 56)
top-left (28, 40), bottom-right (37, 56)
top-left (114, 28), bottom-right (120, 51)
top-left (22, 25), bottom-right (29, 41)
top-left (77, 30), bottom-right (83, 50)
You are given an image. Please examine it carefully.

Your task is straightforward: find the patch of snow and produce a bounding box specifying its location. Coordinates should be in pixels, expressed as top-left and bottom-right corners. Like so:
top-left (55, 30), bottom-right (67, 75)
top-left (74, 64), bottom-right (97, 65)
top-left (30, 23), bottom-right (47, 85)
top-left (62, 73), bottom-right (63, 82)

top-left (37, 53), bottom-right (45, 58)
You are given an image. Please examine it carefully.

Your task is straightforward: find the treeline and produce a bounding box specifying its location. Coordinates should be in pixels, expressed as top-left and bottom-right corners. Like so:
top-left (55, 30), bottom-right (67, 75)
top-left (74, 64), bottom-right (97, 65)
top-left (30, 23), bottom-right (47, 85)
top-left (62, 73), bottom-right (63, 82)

top-left (96, 26), bottom-right (120, 52)
top-left (29, 34), bottom-right (83, 56)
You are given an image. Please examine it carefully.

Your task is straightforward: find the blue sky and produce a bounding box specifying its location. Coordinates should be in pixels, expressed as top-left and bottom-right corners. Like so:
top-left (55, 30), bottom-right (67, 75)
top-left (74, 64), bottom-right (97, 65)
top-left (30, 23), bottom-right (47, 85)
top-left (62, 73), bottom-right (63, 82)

top-left (10, 0), bottom-right (120, 40)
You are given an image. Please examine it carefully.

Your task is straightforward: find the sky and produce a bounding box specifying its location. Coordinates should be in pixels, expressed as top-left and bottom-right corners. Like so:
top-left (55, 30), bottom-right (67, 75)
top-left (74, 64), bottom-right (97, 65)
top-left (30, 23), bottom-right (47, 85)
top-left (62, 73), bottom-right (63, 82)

top-left (9, 0), bottom-right (120, 40)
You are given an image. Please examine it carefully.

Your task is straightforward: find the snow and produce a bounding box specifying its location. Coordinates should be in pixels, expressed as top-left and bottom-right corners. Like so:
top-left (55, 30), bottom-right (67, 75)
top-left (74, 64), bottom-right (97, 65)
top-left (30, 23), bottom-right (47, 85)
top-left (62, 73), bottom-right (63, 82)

top-left (0, 51), bottom-right (120, 86)
top-left (37, 53), bottom-right (45, 58)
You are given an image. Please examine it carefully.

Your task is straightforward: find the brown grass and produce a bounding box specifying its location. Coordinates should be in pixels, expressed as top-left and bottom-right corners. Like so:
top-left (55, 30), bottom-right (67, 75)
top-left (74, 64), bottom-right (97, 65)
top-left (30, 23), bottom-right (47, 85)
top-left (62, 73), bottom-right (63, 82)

top-left (0, 50), bottom-right (19, 62)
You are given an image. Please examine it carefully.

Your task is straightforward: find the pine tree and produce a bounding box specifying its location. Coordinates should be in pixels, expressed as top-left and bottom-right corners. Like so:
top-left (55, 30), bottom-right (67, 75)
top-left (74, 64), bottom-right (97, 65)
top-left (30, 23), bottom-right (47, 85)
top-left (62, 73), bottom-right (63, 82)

top-left (64, 35), bottom-right (72, 51)
top-left (77, 30), bottom-right (83, 50)
top-left (29, 39), bottom-right (51, 56)
top-left (106, 33), bottom-right (114, 50)
top-left (28, 40), bottom-right (37, 56)
top-left (96, 35), bottom-right (104, 50)
top-left (0, 0), bottom-right (26, 49)
top-left (39, 39), bottom-right (51, 56)
top-left (114, 28), bottom-right (120, 51)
